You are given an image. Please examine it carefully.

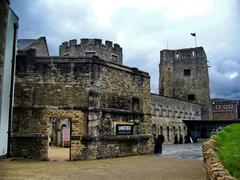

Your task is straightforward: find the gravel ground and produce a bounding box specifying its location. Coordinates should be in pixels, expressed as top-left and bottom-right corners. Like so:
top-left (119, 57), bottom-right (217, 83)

top-left (0, 155), bottom-right (203, 180)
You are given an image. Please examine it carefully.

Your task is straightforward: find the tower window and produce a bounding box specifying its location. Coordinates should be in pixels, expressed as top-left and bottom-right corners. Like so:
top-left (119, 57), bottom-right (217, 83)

top-left (112, 54), bottom-right (118, 63)
top-left (85, 51), bottom-right (96, 56)
top-left (176, 53), bottom-right (179, 59)
top-left (192, 51), bottom-right (195, 56)
top-left (184, 69), bottom-right (191, 76)
top-left (188, 94), bottom-right (195, 101)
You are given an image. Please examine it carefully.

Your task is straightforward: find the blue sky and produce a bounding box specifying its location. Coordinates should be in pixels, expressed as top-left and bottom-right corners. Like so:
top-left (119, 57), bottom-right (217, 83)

top-left (11, 0), bottom-right (240, 99)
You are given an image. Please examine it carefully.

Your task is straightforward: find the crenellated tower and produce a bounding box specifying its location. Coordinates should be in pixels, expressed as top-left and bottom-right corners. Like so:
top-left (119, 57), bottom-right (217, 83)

top-left (59, 38), bottom-right (123, 64)
top-left (159, 47), bottom-right (212, 119)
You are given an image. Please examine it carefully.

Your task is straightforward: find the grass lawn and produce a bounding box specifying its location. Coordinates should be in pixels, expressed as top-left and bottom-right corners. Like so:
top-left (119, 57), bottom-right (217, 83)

top-left (215, 123), bottom-right (240, 179)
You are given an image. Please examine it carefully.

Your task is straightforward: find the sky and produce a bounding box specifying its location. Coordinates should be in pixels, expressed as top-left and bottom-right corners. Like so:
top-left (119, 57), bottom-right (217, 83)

top-left (11, 0), bottom-right (240, 99)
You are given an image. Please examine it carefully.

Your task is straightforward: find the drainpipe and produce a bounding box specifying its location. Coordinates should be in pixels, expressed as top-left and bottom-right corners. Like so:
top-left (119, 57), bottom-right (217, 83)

top-left (7, 23), bottom-right (18, 157)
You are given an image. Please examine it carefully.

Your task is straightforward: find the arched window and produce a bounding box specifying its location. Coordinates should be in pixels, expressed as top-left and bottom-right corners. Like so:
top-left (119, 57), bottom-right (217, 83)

top-left (183, 126), bottom-right (186, 136)
top-left (132, 97), bottom-right (140, 112)
top-left (160, 126), bottom-right (163, 135)
top-left (152, 124), bottom-right (156, 137)
top-left (61, 124), bottom-right (67, 128)
top-left (173, 126), bottom-right (176, 135)
top-left (178, 126), bottom-right (181, 134)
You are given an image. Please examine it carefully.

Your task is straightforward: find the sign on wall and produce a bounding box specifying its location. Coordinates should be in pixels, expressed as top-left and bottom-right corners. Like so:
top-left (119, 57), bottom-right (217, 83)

top-left (116, 124), bottom-right (133, 135)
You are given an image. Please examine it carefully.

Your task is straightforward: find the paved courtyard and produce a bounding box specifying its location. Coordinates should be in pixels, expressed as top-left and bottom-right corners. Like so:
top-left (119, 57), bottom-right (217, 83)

top-left (0, 144), bottom-right (203, 180)
top-left (158, 143), bottom-right (203, 160)
top-left (48, 146), bottom-right (69, 161)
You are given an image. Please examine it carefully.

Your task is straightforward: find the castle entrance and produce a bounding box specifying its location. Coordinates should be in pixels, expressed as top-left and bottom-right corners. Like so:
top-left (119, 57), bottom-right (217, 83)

top-left (48, 117), bottom-right (71, 161)
top-left (42, 109), bottom-right (86, 161)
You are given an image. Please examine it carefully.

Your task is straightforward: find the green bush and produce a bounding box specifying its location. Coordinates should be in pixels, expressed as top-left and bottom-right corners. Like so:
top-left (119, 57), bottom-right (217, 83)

top-left (215, 124), bottom-right (240, 179)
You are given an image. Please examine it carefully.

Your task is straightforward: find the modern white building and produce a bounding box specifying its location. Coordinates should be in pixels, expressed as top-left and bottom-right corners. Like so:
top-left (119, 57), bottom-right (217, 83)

top-left (0, 0), bottom-right (18, 157)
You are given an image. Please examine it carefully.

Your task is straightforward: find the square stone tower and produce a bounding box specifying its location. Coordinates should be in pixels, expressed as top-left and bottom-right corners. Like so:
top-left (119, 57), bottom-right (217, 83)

top-left (159, 47), bottom-right (212, 119)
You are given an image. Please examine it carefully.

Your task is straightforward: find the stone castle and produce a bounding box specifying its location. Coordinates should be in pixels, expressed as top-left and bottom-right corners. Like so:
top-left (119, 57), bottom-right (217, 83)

top-left (159, 48), bottom-right (212, 119)
top-left (11, 37), bottom-right (211, 160)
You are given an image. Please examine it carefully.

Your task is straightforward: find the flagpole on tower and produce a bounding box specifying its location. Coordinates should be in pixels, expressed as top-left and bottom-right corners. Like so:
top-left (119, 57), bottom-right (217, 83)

top-left (191, 33), bottom-right (197, 47)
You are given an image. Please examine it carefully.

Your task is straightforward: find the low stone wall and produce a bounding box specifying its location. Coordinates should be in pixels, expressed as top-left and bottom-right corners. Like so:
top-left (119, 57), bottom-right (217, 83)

top-left (202, 135), bottom-right (236, 180)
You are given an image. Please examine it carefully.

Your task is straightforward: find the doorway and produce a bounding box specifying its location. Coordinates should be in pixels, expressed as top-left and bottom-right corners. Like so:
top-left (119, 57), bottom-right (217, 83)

top-left (48, 117), bottom-right (71, 161)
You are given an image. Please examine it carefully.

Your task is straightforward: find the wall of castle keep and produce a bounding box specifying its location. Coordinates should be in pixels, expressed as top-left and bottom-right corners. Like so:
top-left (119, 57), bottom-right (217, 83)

top-left (12, 50), bottom-right (153, 160)
top-left (150, 94), bottom-right (201, 143)
top-left (159, 47), bottom-right (212, 119)
top-left (59, 39), bottom-right (123, 65)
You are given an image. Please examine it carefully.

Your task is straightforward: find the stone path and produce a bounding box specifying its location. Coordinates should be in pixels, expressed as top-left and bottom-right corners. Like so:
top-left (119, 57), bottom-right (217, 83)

top-left (157, 143), bottom-right (203, 160)
top-left (48, 146), bottom-right (69, 161)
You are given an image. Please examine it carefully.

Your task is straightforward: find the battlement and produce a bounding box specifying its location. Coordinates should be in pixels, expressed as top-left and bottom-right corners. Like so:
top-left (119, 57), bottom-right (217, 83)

top-left (59, 38), bottom-right (123, 64)
top-left (161, 47), bottom-right (206, 60)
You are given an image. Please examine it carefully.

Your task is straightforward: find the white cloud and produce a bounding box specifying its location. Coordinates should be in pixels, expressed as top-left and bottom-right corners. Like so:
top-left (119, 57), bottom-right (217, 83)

top-left (228, 72), bottom-right (238, 79)
top-left (11, 0), bottom-right (240, 98)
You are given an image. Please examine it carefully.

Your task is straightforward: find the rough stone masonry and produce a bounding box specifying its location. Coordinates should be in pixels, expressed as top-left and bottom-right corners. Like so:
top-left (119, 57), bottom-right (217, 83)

top-left (11, 37), bottom-right (212, 160)
top-left (11, 39), bottom-right (153, 160)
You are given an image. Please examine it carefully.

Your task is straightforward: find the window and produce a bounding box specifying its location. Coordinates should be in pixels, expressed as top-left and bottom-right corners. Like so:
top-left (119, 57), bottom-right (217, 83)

top-left (85, 51), bottom-right (96, 56)
top-left (112, 54), bottom-right (118, 63)
top-left (229, 105), bottom-right (233, 109)
top-left (167, 126), bottom-right (170, 141)
top-left (176, 53), bottom-right (179, 59)
top-left (160, 126), bottom-right (163, 135)
top-left (184, 69), bottom-right (191, 76)
top-left (188, 94), bottom-right (195, 101)
top-left (152, 124), bottom-right (156, 136)
top-left (192, 51), bottom-right (195, 56)
top-left (216, 105), bottom-right (220, 109)
top-left (132, 97), bottom-right (140, 112)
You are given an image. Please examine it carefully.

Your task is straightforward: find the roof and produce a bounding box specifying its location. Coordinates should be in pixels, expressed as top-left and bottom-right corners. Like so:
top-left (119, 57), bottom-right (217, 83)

top-left (183, 119), bottom-right (240, 125)
top-left (17, 37), bottom-right (50, 56)
top-left (211, 98), bottom-right (240, 104)
top-left (17, 39), bottom-right (36, 50)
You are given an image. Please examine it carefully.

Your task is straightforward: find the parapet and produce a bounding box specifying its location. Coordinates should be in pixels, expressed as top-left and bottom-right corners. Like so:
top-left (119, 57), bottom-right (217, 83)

top-left (161, 47), bottom-right (206, 61)
top-left (59, 38), bottom-right (123, 64)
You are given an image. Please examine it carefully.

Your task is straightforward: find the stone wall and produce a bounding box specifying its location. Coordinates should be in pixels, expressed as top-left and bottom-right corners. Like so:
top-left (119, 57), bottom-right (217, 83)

top-left (11, 108), bottom-right (87, 160)
top-left (151, 94), bottom-right (202, 143)
top-left (12, 49), bottom-right (153, 160)
top-left (159, 47), bottom-right (212, 119)
top-left (59, 39), bottom-right (123, 64)
top-left (202, 135), bottom-right (236, 180)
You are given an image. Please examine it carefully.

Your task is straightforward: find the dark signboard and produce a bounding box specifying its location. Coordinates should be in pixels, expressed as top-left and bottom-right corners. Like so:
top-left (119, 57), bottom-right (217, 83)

top-left (116, 124), bottom-right (133, 135)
